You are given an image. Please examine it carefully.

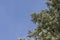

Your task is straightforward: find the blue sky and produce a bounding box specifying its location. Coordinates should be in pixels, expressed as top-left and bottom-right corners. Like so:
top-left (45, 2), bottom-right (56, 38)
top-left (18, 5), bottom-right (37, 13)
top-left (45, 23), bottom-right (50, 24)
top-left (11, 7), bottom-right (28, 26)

top-left (0, 0), bottom-right (47, 40)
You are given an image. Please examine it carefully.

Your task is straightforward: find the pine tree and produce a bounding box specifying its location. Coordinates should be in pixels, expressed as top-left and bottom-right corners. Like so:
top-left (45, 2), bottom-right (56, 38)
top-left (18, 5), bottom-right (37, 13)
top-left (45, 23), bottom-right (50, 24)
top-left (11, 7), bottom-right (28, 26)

top-left (28, 0), bottom-right (60, 40)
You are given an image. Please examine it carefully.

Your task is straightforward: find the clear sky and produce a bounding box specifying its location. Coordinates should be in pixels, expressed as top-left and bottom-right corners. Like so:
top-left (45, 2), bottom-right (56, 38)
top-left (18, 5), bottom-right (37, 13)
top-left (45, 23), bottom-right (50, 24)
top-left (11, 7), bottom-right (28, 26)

top-left (0, 0), bottom-right (47, 40)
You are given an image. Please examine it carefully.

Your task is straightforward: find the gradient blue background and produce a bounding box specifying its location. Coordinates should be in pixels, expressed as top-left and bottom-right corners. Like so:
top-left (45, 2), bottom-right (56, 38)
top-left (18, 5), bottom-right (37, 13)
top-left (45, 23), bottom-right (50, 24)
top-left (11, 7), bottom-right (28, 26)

top-left (0, 0), bottom-right (47, 40)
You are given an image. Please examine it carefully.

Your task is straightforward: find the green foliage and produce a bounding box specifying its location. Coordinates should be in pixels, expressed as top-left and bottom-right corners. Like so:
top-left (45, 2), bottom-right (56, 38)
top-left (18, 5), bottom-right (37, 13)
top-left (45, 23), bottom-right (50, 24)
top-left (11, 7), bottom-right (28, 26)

top-left (28, 0), bottom-right (60, 40)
